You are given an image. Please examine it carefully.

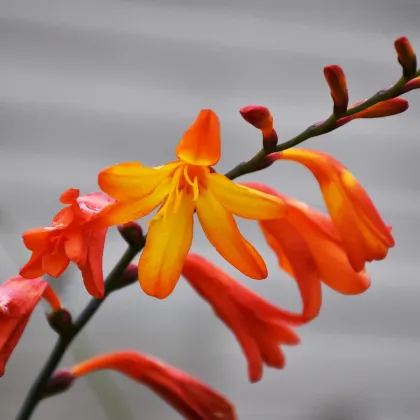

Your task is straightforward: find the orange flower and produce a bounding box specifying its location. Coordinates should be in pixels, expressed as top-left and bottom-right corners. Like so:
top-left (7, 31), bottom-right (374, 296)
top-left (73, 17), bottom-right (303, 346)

top-left (323, 65), bottom-right (348, 115)
top-left (70, 350), bottom-right (236, 420)
top-left (0, 276), bottom-right (61, 376)
top-left (182, 254), bottom-right (300, 383)
top-left (243, 183), bottom-right (371, 321)
top-left (20, 189), bottom-right (114, 299)
top-left (273, 149), bottom-right (394, 272)
top-left (96, 109), bottom-right (285, 298)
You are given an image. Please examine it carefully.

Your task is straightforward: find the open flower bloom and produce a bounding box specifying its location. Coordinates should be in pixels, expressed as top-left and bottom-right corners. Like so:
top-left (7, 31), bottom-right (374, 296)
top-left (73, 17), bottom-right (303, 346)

top-left (273, 149), bottom-right (394, 272)
top-left (96, 109), bottom-right (285, 298)
top-left (70, 350), bottom-right (236, 420)
top-left (20, 189), bottom-right (114, 299)
top-left (243, 183), bottom-right (371, 322)
top-left (182, 254), bottom-right (300, 383)
top-left (0, 276), bottom-right (61, 376)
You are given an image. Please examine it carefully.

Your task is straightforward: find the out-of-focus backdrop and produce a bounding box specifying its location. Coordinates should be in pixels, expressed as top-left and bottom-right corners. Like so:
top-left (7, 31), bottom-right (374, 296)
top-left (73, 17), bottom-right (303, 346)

top-left (0, 0), bottom-right (419, 419)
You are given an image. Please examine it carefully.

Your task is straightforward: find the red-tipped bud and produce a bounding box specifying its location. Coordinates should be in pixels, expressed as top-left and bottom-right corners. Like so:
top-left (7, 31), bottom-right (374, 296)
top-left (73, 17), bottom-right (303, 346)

top-left (395, 36), bottom-right (417, 78)
top-left (323, 65), bottom-right (348, 116)
top-left (240, 105), bottom-right (274, 135)
top-left (47, 308), bottom-right (73, 337)
top-left (401, 76), bottom-right (420, 93)
top-left (240, 105), bottom-right (277, 152)
top-left (350, 98), bottom-right (409, 119)
top-left (106, 264), bottom-right (139, 293)
top-left (43, 369), bottom-right (75, 398)
top-left (118, 222), bottom-right (145, 250)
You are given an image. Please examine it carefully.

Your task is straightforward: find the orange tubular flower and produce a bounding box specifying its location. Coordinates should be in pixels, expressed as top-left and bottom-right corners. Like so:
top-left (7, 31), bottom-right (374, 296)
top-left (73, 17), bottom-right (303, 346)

top-left (70, 350), bottom-right (236, 420)
top-left (273, 149), bottom-right (394, 272)
top-left (243, 183), bottom-right (371, 322)
top-left (20, 189), bottom-right (114, 299)
top-left (181, 254), bottom-right (300, 383)
top-left (0, 276), bottom-right (61, 376)
top-left (96, 109), bottom-right (285, 299)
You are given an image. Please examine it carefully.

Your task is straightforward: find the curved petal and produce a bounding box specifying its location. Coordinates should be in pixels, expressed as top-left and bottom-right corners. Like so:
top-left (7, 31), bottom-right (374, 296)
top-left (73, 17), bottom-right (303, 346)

top-left (98, 162), bottom-right (179, 201)
top-left (260, 220), bottom-right (323, 322)
top-left (208, 174), bottom-right (285, 220)
top-left (19, 253), bottom-right (45, 279)
top-left (22, 228), bottom-right (54, 252)
top-left (42, 246), bottom-right (70, 278)
top-left (93, 180), bottom-right (172, 227)
top-left (138, 190), bottom-right (194, 299)
top-left (196, 188), bottom-right (267, 279)
top-left (175, 109), bottom-right (221, 166)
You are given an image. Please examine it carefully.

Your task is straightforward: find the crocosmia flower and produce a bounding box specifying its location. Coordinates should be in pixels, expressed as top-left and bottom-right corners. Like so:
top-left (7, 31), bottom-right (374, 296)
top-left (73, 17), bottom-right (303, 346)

top-left (69, 350), bottom-right (236, 420)
top-left (182, 254), bottom-right (300, 383)
top-left (243, 183), bottom-right (371, 322)
top-left (20, 189), bottom-right (114, 299)
top-left (96, 109), bottom-right (285, 298)
top-left (273, 149), bottom-right (395, 272)
top-left (0, 276), bottom-right (61, 376)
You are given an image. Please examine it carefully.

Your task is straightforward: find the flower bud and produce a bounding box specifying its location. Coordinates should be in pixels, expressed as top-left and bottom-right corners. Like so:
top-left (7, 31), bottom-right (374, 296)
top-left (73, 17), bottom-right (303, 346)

top-left (118, 222), bottom-right (145, 250)
top-left (106, 263), bottom-right (139, 293)
top-left (395, 36), bottom-right (417, 78)
top-left (240, 105), bottom-right (278, 153)
top-left (43, 369), bottom-right (75, 398)
top-left (47, 308), bottom-right (73, 337)
top-left (323, 65), bottom-right (348, 116)
top-left (401, 76), bottom-right (420, 93)
top-left (351, 98), bottom-right (409, 118)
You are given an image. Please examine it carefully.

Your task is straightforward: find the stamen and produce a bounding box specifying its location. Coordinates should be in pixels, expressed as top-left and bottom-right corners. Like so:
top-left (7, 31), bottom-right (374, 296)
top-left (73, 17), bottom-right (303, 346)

top-left (183, 166), bottom-right (200, 201)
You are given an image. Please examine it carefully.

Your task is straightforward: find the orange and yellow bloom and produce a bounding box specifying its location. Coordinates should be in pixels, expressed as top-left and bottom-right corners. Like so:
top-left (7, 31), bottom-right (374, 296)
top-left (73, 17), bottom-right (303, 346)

top-left (271, 149), bottom-right (395, 273)
top-left (69, 350), bottom-right (236, 419)
top-left (20, 189), bottom-right (114, 299)
top-left (243, 183), bottom-right (371, 321)
top-left (96, 109), bottom-right (285, 298)
top-left (0, 276), bottom-right (61, 376)
top-left (182, 254), bottom-right (300, 382)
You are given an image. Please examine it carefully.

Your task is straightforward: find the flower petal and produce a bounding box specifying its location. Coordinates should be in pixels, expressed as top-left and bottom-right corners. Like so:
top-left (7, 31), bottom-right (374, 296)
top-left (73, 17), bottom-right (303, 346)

top-left (175, 109), bottom-right (221, 166)
top-left (42, 246), bottom-right (70, 278)
top-left (98, 162), bottom-right (179, 201)
top-left (19, 253), bottom-right (44, 278)
top-left (138, 190), bottom-right (194, 298)
top-left (94, 180), bottom-right (172, 227)
top-left (208, 174), bottom-right (285, 220)
top-left (196, 188), bottom-right (267, 279)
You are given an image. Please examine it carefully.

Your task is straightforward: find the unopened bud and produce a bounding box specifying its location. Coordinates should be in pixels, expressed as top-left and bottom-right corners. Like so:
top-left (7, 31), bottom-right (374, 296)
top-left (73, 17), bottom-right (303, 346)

top-left (43, 369), bottom-right (75, 399)
top-left (401, 76), bottom-right (420, 93)
top-left (323, 65), bottom-right (348, 116)
top-left (106, 264), bottom-right (139, 293)
top-left (47, 308), bottom-right (73, 337)
top-left (395, 36), bottom-right (417, 78)
top-left (118, 222), bottom-right (145, 250)
top-left (351, 98), bottom-right (409, 119)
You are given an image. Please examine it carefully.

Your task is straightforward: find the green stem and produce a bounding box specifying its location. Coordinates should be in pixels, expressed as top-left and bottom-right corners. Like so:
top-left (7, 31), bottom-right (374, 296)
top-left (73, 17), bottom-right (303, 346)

top-left (15, 246), bottom-right (140, 420)
top-left (225, 76), bottom-right (409, 180)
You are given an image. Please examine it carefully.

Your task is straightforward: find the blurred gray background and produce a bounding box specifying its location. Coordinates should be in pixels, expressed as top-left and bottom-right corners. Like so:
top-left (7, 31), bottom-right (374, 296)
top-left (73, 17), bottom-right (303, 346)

top-left (1, 0), bottom-right (419, 419)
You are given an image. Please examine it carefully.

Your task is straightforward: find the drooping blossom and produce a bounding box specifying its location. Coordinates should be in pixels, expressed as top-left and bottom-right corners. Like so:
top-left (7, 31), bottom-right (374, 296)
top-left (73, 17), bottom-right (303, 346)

top-left (243, 182), bottom-right (371, 322)
top-left (0, 276), bottom-right (61, 376)
top-left (182, 253), bottom-right (300, 382)
top-left (20, 189), bottom-right (114, 298)
top-left (272, 149), bottom-right (394, 272)
top-left (69, 350), bottom-right (236, 420)
top-left (96, 109), bottom-right (285, 298)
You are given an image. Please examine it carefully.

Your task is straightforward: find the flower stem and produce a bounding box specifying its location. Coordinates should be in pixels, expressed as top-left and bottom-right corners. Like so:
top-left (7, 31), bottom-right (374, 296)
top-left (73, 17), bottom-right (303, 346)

top-left (224, 76), bottom-right (409, 180)
top-left (15, 245), bottom-right (140, 420)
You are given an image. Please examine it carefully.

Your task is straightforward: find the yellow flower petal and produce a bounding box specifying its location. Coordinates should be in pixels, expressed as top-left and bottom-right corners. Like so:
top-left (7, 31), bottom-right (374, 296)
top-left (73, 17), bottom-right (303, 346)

top-left (98, 161), bottom-right (179, 201)
top-left (196, 188), bottom-right (267, 279)
top-left (94, 181), bottom-right (172, 227)
top-left (208, 174), bottom-right (285, 220)
top-left (138, 190), bottom-right (195, 299)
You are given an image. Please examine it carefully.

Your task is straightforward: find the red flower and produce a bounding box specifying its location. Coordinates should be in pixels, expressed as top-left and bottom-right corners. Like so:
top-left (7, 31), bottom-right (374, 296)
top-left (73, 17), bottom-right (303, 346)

top-left (0, 276), bottom-right (61, 376)
top-left (70, 350), bottom-right (236, 420)
top-left (243, 183), bottom-right (371, 322)
top-left (182, 254), bottom-right (300, 383)
top-left (20, 189), bottom-right (114, 299)
top-left (323, 65), bottom-right (348, 115)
